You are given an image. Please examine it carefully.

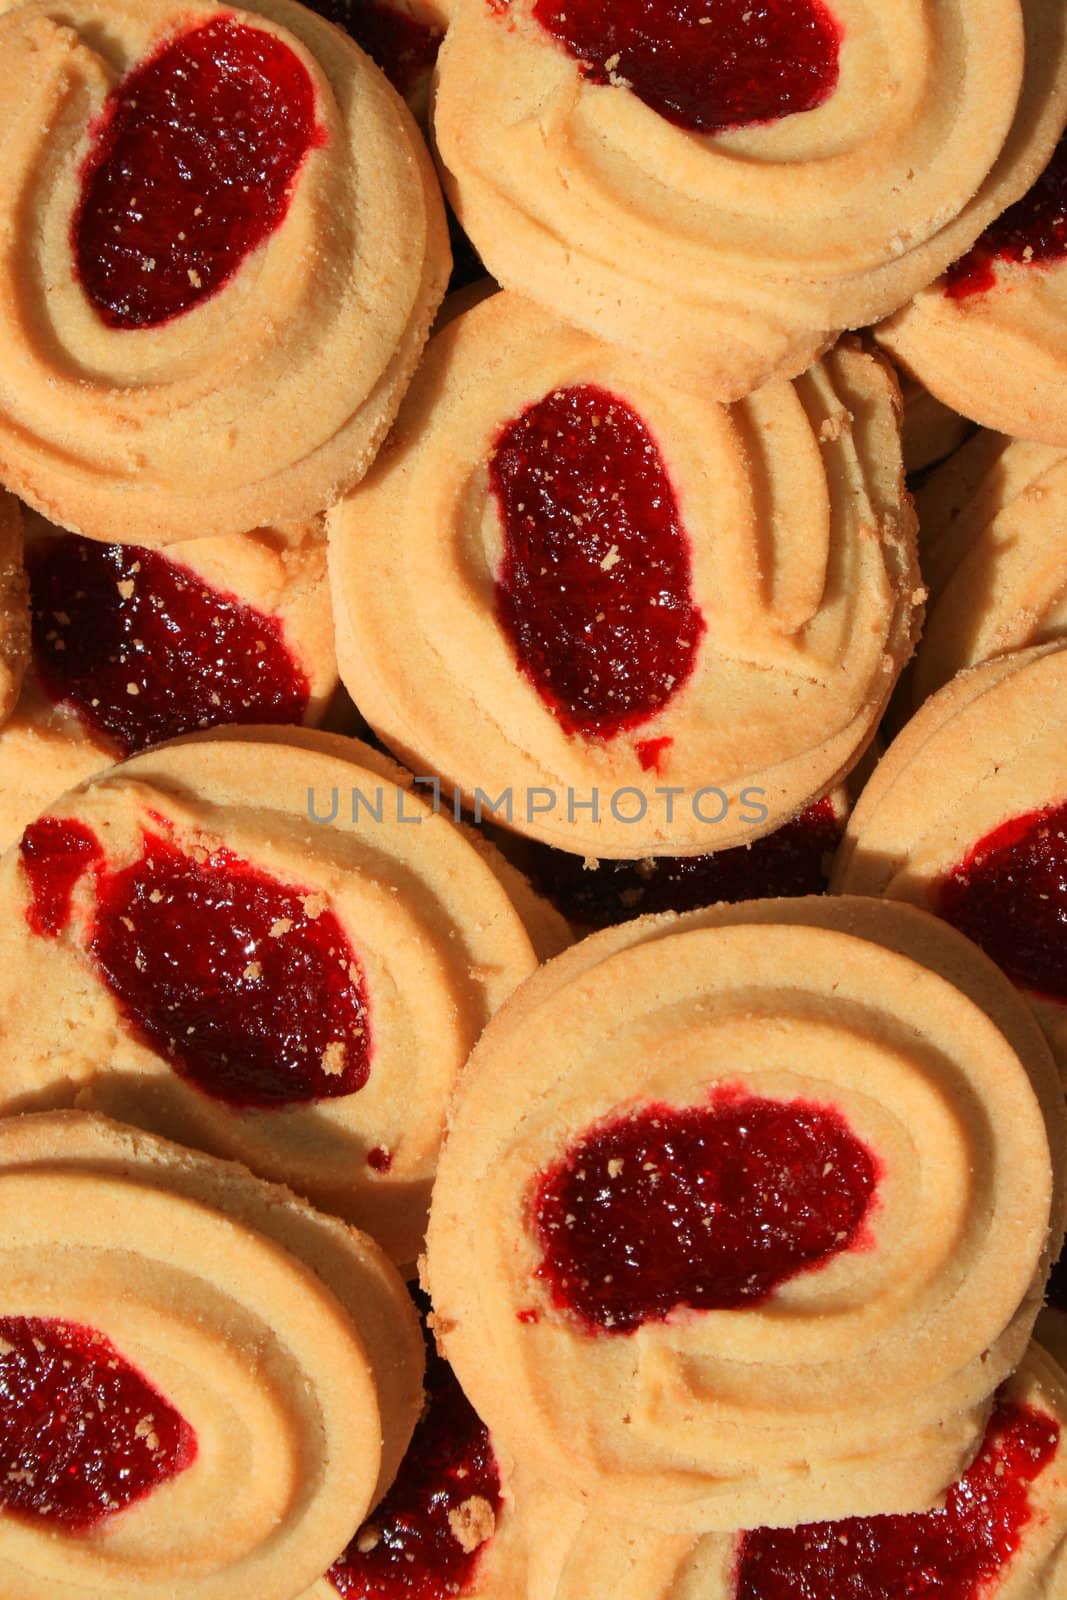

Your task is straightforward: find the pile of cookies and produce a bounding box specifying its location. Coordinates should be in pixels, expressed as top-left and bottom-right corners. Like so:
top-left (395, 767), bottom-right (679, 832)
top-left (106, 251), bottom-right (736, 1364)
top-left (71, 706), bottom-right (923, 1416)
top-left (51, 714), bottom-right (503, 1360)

top-left (0, 1), bottom-right (1064, 1597)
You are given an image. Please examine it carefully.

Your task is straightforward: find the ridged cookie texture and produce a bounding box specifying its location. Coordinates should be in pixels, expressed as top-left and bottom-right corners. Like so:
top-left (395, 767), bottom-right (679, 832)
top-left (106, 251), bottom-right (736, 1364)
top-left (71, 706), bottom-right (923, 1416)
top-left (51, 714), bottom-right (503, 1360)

top-left (548, 1343), bottom-right (1067, 1600)
top-left (425, 896), bottom-right (1062, 1534)
top-left (0, 0), bottom-right (450, 541)
top-left (434, 0), bottom-right (1067, 397)
top-left (880, 131), bottom-right (1067, 447)
top-left (0, 1109), bottom-right (424, 1600)
top-left (0, 509), bottom-right (341, 854)
top-left (834, 642), bottom-right (1067, 1085)
top-left (329, 294), bottom-right (921, 859)
top-left (0, 728), bottom-right (552, 1266)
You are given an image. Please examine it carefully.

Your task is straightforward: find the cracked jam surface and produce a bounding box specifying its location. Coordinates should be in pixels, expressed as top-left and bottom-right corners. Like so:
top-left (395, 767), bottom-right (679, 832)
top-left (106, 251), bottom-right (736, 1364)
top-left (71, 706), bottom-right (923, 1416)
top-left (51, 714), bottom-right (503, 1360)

top-left (491, 384), bottom-right (705, 742)
top-left (526, 0), bottom-right (842, 134)
top-left (936, 802), bottom-right (1067, 1003)
top-left (74, 17), bottom-right (324, 328)
top-left (530, 1089), bottom-right (878, 1334)
top-left (0, 1316), bottom-right (196, 1529)
top-left (19, 819), bottom-right (372, 1108)
top-left (735, 1397), bottom-right (1061, 1599)
top-left (327, 1329), bottom-right (502, 1598)
top-left (947, 132), bottom-right (1067, 299)
top-left (29, 534), bottom-right (310, 756)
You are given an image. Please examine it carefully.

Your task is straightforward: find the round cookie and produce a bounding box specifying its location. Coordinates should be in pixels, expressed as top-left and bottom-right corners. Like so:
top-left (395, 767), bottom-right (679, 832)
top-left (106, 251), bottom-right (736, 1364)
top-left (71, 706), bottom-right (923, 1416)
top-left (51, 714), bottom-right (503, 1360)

top-left (0, 510), bottom-right (341, 853)
top-left (0, 489), bottom-right (27, 729)
top-left (879, 130), bottom-right (1067, 447)
top-left (833, 642), bottom-right (1067, 1085)
top-left (0, 1108), bottom-right (424, 1600)
top-left (434, 0), bottom-right (1067, 397)
top-left (329, 294), bottom-right (921, 859)
top-left (424, 895), bottom-right (1062, 1533)
top-left (306, 0), bottom-right (448, 118)
top-left (907, 434), bottom-right (1067, 704)
top-left (0, 0), bottom-right (450, 541)
top-left (550, 1342), bottom-right (1067, 1600)
top-left (0, 727), bottom-right (558, 1266)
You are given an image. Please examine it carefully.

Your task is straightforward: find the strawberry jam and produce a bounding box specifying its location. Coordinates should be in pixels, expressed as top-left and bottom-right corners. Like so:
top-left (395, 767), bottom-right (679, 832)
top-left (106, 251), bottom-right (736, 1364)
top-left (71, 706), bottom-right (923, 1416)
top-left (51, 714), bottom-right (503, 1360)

top-left (0, 1316), bottom-right (196, 1529)
top-left (327, 1323), bottom-right (502, 1598)
top-left (28, 534), bottom-right (311, 757)
top-left (311, 1), bottom-right (443, 96)
top-left (531, 1090), bottom-right (878, 1334)
top-left (527, 0), bottom-right (842, 134)
top-left (735, 1398), bottom-right (1061, 1599)
top-left (936, 802), bottom-right (1067, 1003)
top-left (947, 132), bottom-right (1067, 299)
top-left (524, 796), bottom-right (842, 929)
top-left (491, 384), bottom-right (705, 740)
top-left (20, 817), bottom-right (104, 938)
top-left (74, 18), bottom-right (324, 329)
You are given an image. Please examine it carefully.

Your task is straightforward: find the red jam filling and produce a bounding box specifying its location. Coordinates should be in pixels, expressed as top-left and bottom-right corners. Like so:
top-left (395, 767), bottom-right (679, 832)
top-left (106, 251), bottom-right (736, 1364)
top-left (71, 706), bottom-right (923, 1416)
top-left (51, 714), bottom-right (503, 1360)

top-left (735, 1398), bottom-right (1061, 1600)
top-left (0, 1316), bottom-right (196, 1529)
top-left (526, 0), bottom-right (841, 134)
top-left (947, 132), bottom-right (1067, 299)
top-left (327, 1331), bottom-right (502, 1599)
top-left (20, 818), bottom-right (104, 938)
top-left (28, 534), bottom-right (311, 757)
top-left (936, 802), bottom-right (1067, 1004)
top-left (491, 384), bottom-right (705, 740)
top-left (531, 1089), bottom-right (878, 1335)
top-left (74, 17), bottom-right (324, 329)
top-left (525, 796), bottom-right (841, 929)
top-left (310, 1), bottom-right (443, 96)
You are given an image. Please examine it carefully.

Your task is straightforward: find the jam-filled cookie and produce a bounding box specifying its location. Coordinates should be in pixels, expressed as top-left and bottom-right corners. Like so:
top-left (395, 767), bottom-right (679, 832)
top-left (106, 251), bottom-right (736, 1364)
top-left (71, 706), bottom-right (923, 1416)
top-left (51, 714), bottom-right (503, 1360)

top-left (433, 0), bottom-right (1067, 397)
top-left (880, 131), bottom-right (1067, 448)
top-left (425, 895), bottom-right (1063, 1532)
top-left (0, 511), bottom-right (341, 853)
top-left (905, 435), bottom-right (1067, 705)
top-left (306, 0), bottom-right (448, 117)
top-left (0, 728), bottom-right (557, 1265)
top-left (0, 489), bottom-right (28, 729)
top-left (329, 295), bottom-right (921, 859)
top-left (0, 0), bottom-right (450, 542)
top-left (0, 1109), bottom-right (424, 1600)
top-left (550, 1342), bottom-right (1067, 1600)
top-left (834, 642), bottom-right (1067, 1085)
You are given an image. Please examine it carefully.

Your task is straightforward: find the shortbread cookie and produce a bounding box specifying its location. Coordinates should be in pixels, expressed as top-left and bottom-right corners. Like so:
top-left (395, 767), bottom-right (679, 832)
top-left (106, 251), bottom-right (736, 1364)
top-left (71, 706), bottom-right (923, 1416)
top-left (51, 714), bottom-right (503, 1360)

top-left (434, 0), bottom-right (1067, 397)
top-left (309, 0), bottom-right (447, 116)
top-left (834, 642), bottom-right (1067, 1084)
top-left (880, 131), bottom-right (1067, 447)
top-left (0, 728), bottom-right (551, 1265)
top-left (551, 1342), bottom-right (1067, 1600)
top-left (0, 490), bottom-right (27, 729)
top-left (0, 0), bottom-right (450, 542)
top-left (425, 896), bottom-right (1062, 1532)
top-left (906, 435), bottom-right (1067, 704)
top-left (0, 1109), bottom-right (424, 1600)
top-left (899, 378), bottom-right (973, 477)
top-left (330, 296), bottom-right (920, 859)
top-left (0, 511), bottom-right (341, 853)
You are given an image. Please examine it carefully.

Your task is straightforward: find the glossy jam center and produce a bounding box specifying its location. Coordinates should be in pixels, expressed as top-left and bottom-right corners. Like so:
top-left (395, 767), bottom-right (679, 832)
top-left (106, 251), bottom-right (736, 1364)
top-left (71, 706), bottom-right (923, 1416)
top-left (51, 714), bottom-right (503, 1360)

top-left (20, 817), bottom-right (104, 938)
top-left (491, 384), bottom-right (705, 740)
top-left (531, 1090), bottom-right (878, 1335)
top-left (936, 803), bottom-right (1067, 1003)
top-left (327, 1339), bottom-right (502, 1599)
top-left (947, 132), bottom-right (1067, 299)
top-left (735, 1399), bottom-right (1061, 1600)
top-left (0, 1317), bottom-right (196, 1529)
top-left (29, 534), bottom-right (310, 757)
top-left (310, 1), bottom-right (443, 95)
top-left (528, 0), bottom-right (841, 134)
top-left (74, 17), bottom-right (323, 329)
top-left (525, 796), bottom-right (841, 928)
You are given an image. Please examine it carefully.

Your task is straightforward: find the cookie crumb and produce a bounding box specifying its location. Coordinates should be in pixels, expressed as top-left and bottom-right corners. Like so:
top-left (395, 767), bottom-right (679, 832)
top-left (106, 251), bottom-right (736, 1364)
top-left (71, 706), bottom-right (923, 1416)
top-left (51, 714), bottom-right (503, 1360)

top-left (448, 1495), bottom-right (496, 1554)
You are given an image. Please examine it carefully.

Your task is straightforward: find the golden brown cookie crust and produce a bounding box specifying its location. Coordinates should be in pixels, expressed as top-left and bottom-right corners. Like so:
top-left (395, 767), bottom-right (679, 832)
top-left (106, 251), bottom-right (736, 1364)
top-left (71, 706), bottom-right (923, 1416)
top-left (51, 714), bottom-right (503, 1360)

top-left (330, 296), bottom-right (921, 859)
top-left (425, 895), bottom-right (1059, 1533)
top-left (0, 1109), bottom-right (424, 1600)
top-left (0, 0), bottom-right (450, 541)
